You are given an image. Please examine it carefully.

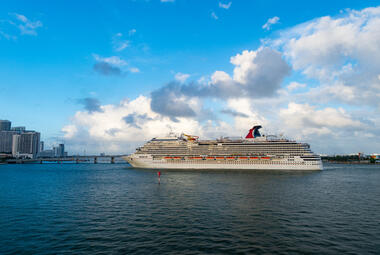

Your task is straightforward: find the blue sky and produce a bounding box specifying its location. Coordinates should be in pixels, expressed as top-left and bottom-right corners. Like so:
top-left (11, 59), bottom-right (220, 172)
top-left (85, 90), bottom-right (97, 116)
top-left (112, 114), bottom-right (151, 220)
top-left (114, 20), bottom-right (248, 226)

top-left (1, 0), bottom-right (380, 154)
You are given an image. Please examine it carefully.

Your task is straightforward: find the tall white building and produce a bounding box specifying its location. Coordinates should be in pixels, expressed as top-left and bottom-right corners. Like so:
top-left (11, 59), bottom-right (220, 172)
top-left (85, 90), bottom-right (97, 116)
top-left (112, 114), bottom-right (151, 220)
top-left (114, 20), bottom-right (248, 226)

top-left (18, 132), bottom-right (41, 157)
top-left (12, 134), bottom-right (20, 157)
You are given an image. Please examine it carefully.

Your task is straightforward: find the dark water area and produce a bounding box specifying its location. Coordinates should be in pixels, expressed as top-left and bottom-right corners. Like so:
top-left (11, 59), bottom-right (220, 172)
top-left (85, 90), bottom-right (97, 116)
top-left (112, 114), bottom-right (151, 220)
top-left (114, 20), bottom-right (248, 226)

top-left (1, 163), bottom-right (380, 254)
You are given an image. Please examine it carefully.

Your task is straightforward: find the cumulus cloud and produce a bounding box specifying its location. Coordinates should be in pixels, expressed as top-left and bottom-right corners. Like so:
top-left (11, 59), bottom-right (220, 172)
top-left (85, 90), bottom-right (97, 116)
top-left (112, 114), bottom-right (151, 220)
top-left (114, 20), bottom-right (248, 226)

top-left (77, 98), bottom-right (103, 113)
top-left (221, 109), bottom-right (248, 118)
top-left (150, 82), bottom-right (197, 120)
top-left (92, 54), bottom-right (127, 76)
top-left (275, 102), bottom-right (375, 153)
top-left (149, 47), bottom-right (290, 119)
top-left (274, 7), bottom-right (380, 107)
top-left (63, 6), bottom-right (380, 155)
top-left (174, 72), bottom-right (190, 83)
top-left (287, 81), bottom-right (306, 91)
top-left (63, 96), bottom-right (213, 154)
top-left (279, 102), bottom-right (361, 135)
top-left (123, 113), bottom-right (153, 129)
top-left (93, 62), bottom-right (122, 76)
top-left (219, 2), bottom-right (232, 9)
top-left (93, 54), bottom-right (127, 66)
top-left (262, 16), bottom-right (280, 30)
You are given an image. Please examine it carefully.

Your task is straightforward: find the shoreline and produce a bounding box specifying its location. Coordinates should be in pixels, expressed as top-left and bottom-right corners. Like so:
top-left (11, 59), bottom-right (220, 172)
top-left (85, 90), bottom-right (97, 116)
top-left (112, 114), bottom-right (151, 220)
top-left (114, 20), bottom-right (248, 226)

top-left (323, 160), bottom-right (379, 165)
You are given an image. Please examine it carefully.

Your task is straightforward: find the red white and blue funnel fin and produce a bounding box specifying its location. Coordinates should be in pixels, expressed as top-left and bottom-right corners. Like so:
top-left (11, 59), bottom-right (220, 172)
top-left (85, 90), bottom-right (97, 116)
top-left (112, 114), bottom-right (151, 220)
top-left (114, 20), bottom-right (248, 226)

top-left (245, 125), bottom-right (262, 139)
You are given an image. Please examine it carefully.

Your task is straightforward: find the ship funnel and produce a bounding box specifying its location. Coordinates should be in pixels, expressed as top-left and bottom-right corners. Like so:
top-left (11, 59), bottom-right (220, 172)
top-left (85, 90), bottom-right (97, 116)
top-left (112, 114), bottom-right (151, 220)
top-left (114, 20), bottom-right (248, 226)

top-left (245, 125), bottom-right (262, 139)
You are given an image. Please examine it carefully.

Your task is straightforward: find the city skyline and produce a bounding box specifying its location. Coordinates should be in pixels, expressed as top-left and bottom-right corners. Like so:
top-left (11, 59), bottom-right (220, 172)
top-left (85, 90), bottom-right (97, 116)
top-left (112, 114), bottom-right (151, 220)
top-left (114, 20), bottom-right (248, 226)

top-left (1, 1), bottom-right (380, 154)
top-left (0, 119), bottom-right (66, 158)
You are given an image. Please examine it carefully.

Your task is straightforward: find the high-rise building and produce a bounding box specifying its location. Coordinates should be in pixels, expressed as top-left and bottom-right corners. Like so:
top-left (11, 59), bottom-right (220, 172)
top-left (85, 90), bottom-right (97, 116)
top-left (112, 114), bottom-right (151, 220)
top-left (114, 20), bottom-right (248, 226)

top-left (0, 120), bottom-right (11, 131)
top-left (58, 144), bottom-right (65, 157)
top-left (0, 131), bottom-right (18, 153)
top-left (51, 144), bottom-right (66, 157)
top-left (12, 134), bottom-right (20, 157)
top-left (39, 141), bottom-right (44, 152)
top-left (11, 126), bottom-right (26, 132)
top-left (17, 131), bottom-right (41, 157)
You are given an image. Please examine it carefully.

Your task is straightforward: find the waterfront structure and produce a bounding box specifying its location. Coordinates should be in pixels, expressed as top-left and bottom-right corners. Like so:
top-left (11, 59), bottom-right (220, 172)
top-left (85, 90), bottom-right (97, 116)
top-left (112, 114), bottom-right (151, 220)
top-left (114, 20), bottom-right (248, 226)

top-left (0, 119), bottom-right (50, 158)
top-left (39, 141), bottom-right (44, 152)
top-left (0, 120), bottom-right (11, 131)
top-left (38, 144), bottom-right (67, 158)
top-left (124, 125), bottom-right (323, 170)
top-left (15, 131), bottom-right (41, 158)
top-left (12, 134), bottom-right (20, 157)
top-left (38, 149), bottom-right (55, 158)
top-left (0, 131), bottom-right (18, 153)
top-left (57, 144), bottom-right (65, 157)
top-left (11, 126), bottom-right (26, 132)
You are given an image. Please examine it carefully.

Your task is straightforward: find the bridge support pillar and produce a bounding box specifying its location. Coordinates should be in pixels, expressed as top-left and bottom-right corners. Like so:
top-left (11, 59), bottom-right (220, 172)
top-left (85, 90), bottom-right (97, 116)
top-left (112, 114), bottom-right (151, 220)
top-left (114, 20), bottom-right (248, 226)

top-left (76, 158), bottom-right (79, 164)
top-left (111, 157), bottom-right (115, 164)
top-left (94, 157), bottom-right (98, 164)
top-left (40, 160), bottom-right (43, 164)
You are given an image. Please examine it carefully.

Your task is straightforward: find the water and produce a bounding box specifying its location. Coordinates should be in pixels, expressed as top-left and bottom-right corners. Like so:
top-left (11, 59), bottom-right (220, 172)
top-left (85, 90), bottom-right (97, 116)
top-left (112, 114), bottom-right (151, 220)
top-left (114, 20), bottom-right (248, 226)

top-left (1, 163), bottom-right (380, 254)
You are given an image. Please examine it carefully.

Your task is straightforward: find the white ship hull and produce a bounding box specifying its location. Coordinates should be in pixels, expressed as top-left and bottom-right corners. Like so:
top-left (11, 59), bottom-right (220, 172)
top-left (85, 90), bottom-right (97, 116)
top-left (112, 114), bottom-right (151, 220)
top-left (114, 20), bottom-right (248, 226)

top-left (123, 155), bottom-right (323, 171)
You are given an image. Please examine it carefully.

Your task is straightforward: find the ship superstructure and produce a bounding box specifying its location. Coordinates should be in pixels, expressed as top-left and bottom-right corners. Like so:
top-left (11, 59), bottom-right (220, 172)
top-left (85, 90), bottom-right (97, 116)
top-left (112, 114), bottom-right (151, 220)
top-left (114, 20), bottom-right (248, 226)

top-left (123, 126), bottom-right (323, 170)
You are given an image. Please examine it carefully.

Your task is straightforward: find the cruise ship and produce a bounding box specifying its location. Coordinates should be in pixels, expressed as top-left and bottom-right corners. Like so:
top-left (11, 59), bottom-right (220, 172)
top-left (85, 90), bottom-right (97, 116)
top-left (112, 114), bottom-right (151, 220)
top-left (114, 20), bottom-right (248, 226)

top-left (123, 126), bottom-right (323, 170)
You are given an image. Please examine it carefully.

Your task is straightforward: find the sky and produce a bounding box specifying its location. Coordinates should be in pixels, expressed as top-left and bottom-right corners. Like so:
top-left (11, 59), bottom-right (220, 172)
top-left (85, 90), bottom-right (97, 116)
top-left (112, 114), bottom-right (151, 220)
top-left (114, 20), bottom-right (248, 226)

top-left (1, 0), bottom-right (380, 155)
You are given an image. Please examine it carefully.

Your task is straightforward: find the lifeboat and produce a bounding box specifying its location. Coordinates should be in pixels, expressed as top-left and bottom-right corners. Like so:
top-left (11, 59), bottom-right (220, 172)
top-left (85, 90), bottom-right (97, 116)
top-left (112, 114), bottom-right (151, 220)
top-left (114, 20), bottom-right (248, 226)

top-left (226, 156), bottom-right (235, 159)
top-left (261, 157), bottom-right (270, 159)
top-left (215, 157), bottom-right (225, 159)
top-left (164, 156), bottom-right (172, 159)
top-left (250, 157), bottom-right (259, 159)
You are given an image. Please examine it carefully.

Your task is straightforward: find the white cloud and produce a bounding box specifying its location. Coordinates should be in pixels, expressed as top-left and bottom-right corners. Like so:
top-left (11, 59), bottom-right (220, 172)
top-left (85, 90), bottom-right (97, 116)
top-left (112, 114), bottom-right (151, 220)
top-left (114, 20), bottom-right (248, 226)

top-left (211, 11), bottom-right (219, 20)
top-left (0, 31), bottom-right (16, 40)
top-left (6, 13), bottom-right (43, 36)
top-left (274, 7), bottom-right (380, 107)
top-left (129, 28), bottom-right (136, 36)
top-left (174, 72), bottom-right (190, 83)
top-left (63, 6), bottom-right (380, 155)
top-left (116, 41), bottom-right (130, 52)
top-left (62, 96), bottom-right (223, 154)
top-left (93, 54), bottom-right (127, 66)
top-left (219, 2), bottom-right (232, 9)
top-left (129, 67), bottom-right (140, 73)
top-left (262, 16), bottom-right (280, 30)
top-left (14, 13), bottom-right (28, 23)
top-left (287, 81), bottom-right (306, 91)
top-left (279, 102), bottom-right (361, 136)
top-left (113, 33), bottom-right (130, 52)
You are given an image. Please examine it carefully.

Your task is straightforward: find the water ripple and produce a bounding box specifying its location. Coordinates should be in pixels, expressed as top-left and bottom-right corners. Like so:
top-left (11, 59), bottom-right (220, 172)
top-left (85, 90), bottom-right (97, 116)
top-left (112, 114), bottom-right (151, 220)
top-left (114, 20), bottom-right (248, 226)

top-left (1, 163), bottom-right (380, 254)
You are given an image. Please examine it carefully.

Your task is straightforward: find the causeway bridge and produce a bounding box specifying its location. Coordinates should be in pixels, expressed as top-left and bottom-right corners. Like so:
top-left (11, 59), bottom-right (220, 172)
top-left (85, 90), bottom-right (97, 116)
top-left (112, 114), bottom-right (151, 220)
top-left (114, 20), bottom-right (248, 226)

top-left (4, 155), bottom-right (128, 164)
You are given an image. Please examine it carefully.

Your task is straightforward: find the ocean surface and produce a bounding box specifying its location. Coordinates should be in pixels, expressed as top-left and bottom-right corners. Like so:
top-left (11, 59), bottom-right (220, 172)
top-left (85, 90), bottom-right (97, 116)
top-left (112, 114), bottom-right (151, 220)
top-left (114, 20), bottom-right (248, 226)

top-left (1, 163), bottom-right (380, 254)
